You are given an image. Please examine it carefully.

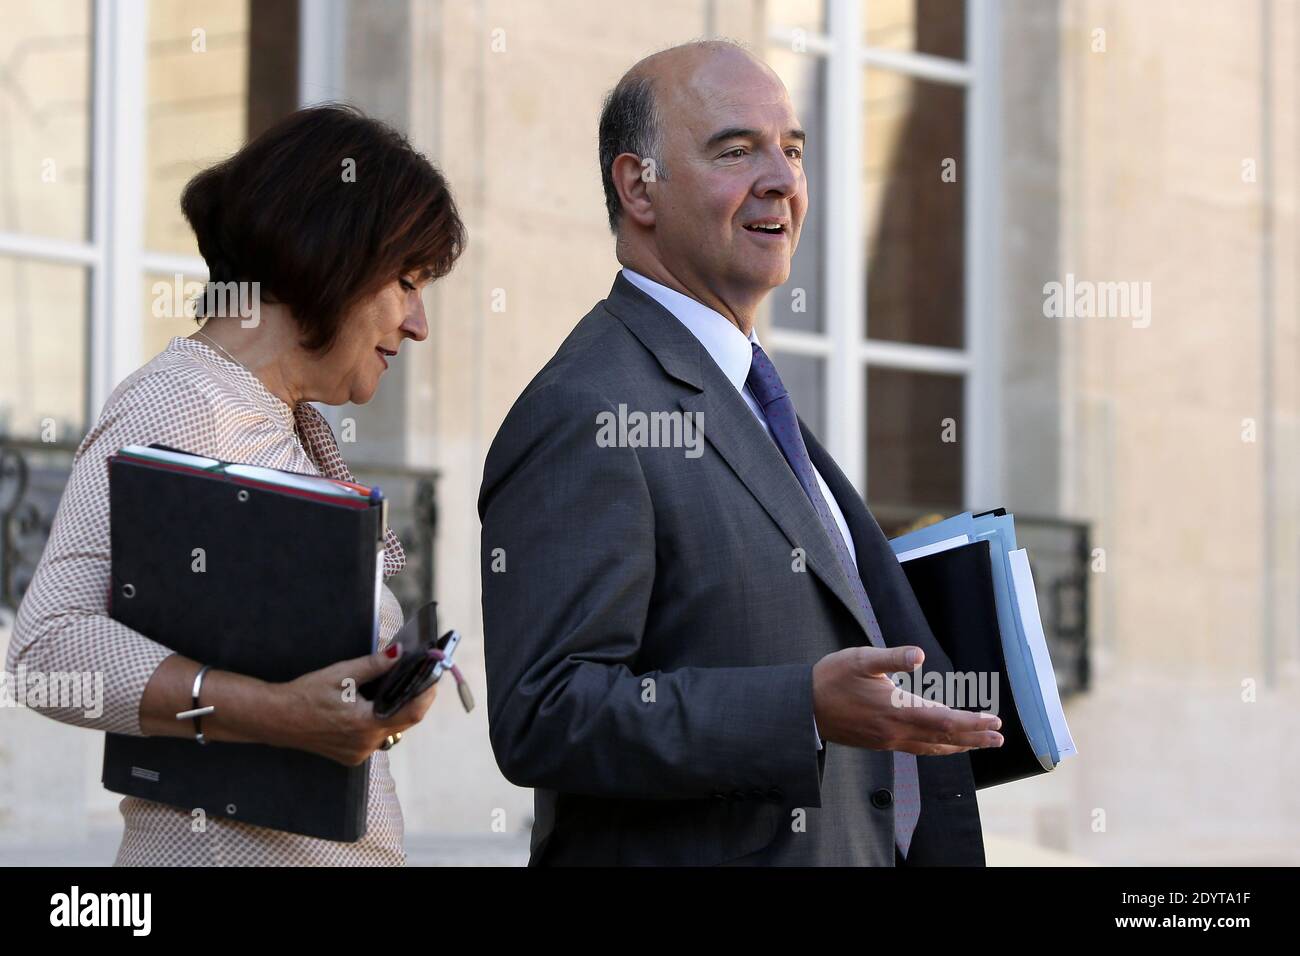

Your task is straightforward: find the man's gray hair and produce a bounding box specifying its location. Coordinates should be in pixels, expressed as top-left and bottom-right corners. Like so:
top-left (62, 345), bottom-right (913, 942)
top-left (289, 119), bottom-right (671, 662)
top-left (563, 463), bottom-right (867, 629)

top-left (598, 74), bottom-right (665, 233)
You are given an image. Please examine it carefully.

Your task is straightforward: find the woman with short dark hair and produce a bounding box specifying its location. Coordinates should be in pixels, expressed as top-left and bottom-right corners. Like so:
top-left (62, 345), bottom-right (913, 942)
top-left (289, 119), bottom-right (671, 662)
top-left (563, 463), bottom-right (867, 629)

top-left (8, 104), bottom-right (465, 866)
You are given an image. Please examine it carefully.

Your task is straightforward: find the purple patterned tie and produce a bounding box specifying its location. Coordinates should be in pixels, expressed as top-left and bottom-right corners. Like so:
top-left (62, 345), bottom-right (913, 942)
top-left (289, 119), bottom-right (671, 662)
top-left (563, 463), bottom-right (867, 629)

top-left (746, 342), bottom-right (921, 858)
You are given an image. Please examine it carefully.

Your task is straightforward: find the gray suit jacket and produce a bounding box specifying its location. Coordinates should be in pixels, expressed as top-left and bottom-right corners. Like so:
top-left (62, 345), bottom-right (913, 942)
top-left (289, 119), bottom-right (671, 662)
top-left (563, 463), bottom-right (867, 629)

top-left (479, 273), bottom-right (985, 866)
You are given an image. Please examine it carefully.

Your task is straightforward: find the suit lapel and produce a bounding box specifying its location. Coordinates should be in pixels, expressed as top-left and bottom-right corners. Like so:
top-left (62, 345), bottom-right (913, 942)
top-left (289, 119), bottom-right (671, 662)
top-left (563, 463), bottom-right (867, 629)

top-left (803, 426), bottom-right (926, 651)
top-left (604, 274), bottom-right (875, 644)
top-left (677, 387), bottom-right (876, 642)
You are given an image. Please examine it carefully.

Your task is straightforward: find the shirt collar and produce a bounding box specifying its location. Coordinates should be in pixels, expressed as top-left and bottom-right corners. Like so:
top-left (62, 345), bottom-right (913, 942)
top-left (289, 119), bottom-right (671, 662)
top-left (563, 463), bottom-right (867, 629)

top-left (620, 267), bottom-right (759, 393)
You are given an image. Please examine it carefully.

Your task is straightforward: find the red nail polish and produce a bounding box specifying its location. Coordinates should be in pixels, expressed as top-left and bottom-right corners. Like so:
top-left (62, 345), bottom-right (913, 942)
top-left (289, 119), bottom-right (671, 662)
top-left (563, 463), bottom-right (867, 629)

top-left (385, 644), bottom-right (400, 659)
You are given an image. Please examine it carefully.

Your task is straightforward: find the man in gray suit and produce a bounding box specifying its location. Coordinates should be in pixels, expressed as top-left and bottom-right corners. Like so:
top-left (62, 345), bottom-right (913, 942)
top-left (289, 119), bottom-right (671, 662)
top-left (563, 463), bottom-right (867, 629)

top-left (479, 40), bottom-right (1004, 866)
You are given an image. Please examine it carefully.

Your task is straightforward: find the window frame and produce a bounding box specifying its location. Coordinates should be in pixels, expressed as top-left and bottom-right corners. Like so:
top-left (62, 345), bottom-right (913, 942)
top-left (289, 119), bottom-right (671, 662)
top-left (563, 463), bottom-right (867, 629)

top-left (767, 0), bottom-right (1004, 513)
top-left (0, 0), bottom-right (339, 428)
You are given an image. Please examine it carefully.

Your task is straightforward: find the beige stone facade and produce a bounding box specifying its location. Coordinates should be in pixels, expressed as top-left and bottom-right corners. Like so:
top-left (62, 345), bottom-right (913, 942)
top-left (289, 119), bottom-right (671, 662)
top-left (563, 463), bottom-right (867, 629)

top-left (2, 0), bottom-right (1297, 864)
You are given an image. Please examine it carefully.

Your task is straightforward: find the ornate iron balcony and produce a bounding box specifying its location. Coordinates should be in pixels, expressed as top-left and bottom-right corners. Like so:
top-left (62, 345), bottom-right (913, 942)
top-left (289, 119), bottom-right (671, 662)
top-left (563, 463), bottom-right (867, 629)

top-left (0, 437), bottom-right (440, 623)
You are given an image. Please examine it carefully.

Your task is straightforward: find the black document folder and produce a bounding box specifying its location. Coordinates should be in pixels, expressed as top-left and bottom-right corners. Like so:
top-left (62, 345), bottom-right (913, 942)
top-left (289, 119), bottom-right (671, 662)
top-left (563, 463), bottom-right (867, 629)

top-left (899, 540), bottom-right (1049, 790)
top-left (102, 445), bottom-right (388, 842)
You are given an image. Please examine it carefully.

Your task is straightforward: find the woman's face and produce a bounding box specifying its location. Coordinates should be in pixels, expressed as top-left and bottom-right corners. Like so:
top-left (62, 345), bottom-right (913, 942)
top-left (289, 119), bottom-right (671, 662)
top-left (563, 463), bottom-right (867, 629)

top-left (314, 274), bottom-right (430, 405)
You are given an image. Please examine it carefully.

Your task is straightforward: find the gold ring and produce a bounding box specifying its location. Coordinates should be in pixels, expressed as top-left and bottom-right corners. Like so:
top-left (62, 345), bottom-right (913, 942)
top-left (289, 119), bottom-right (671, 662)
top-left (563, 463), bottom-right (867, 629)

top-left (380, 732), bottom-right (403, 751)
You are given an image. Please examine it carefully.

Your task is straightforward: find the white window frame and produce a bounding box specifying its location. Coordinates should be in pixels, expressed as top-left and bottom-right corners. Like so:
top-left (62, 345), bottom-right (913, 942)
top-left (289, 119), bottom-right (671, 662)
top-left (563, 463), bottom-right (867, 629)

top-left (0, 0), bottom-right (343, 428)
top-left (767, 0), bottom-right (1003, 511)
top-left (0, 0), bottom-right (141, 428)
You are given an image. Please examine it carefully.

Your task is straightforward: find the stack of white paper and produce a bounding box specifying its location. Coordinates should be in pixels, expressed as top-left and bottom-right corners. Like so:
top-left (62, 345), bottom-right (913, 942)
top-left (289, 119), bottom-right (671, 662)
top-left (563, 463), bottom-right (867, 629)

top-left (118, 445), bottom-right (375, 504)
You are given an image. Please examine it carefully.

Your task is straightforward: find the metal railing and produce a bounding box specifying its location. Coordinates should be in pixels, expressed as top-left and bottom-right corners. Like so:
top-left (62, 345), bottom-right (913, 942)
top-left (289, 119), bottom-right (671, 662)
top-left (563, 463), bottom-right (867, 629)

top-left (348, 462), bottom-right (440, 620)
top-left (880, 507), bottom-right (1092, 699)
top-left (1013, 515), bottom-right (1091, 698)
top-left (0, 437), bottom-right (440, 622)
top-left (0, 438), bottom-right (77, 612)
top-left (1, 436), bottom-right (1090, 698)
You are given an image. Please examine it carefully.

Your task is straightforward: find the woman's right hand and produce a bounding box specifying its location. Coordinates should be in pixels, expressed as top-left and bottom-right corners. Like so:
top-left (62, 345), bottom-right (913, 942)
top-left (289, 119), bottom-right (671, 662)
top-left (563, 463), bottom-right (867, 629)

top-left (273, 645), bottom-right (439, 766)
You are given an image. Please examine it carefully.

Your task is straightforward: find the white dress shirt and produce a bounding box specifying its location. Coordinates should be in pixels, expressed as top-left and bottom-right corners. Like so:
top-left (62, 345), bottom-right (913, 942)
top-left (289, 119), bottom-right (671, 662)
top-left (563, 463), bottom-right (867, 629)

top-left (621, 267), bottom-right (854, 750)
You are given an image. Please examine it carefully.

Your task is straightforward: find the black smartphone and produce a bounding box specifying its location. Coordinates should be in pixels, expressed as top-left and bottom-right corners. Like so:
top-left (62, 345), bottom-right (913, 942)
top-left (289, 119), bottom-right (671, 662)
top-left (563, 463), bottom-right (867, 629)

top-left (360, 601), bottom-right (459, 718)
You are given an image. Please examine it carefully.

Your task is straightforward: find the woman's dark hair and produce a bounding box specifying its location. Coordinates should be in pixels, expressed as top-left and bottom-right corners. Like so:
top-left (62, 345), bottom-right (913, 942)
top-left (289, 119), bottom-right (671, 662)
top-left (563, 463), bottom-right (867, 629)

top-left (181, 104), bottom-right (465, 352)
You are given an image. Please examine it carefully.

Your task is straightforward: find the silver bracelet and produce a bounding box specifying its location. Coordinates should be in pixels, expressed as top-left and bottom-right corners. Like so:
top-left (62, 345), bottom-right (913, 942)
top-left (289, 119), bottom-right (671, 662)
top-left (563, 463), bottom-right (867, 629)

top-left (176, 665), bottom-right (216, 745)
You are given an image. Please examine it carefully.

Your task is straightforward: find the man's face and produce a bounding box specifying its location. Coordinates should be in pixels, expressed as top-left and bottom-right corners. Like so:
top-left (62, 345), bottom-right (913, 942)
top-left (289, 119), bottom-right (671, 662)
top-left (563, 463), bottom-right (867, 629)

top-left (649, 52), bottom-right (808, 304)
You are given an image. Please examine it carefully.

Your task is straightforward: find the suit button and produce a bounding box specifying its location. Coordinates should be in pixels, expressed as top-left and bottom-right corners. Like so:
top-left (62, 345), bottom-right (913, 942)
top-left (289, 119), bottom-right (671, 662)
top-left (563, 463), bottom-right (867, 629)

top-left (749, 788), bottom-right (765, 800)
top-left (871, 788), bottom-right (894, 809)
top-left (729, 790), bottom-right (746, 802)
top-left (711, 792), bottom-right (728, 800)
top-left (766, 787), bottom-right (784, 802)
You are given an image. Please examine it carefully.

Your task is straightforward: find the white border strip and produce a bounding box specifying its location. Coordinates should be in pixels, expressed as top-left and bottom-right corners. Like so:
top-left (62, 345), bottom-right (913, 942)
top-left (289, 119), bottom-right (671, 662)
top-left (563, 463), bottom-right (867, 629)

top-left (965, 0), bottom-right (1004, 510)
top-left (825, 0), bottom-right (865, 492)
top-left (140, 251), bottom-right (209, 277)
top-left (767, 328), bottom-right (834, 357)
top-left (861, 339), bottom-right (972, 374)
top-left (861, 46), bottom-right (973, 86)
top-left (0, 232), bottom-right (98, 267)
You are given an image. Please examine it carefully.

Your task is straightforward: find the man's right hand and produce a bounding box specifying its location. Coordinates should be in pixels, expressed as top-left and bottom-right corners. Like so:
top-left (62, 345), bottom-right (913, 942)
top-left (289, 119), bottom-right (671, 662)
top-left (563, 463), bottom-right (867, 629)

top-left (812, 646), bottom-right (1004, 756)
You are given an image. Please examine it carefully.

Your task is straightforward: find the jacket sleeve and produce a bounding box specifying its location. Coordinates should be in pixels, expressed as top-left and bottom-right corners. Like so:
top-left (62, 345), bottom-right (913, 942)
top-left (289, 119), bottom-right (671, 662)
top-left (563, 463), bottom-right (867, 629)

top-left (479, 379), bottom-right (824, 806)
top-left (6, 373), bottom-right (221, 735)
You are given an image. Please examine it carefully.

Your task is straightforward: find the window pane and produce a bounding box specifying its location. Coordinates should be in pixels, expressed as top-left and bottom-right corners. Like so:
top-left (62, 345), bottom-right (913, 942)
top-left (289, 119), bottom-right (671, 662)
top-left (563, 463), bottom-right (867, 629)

top-left (767, 48), bottom-right (826, 334)
top-left (0, 0), bottom-right (92, 241)
top-left (0, 257), bottom-right (87, 440)
top-left (145, 0), bottom-right (250, 256)
top-left (865, 366), bottom-right (962, 527)
top-left (863, 0), bottom-right (965, 60)
top-left (863, 68), bottom-right (964, 348)
top-left (142, 273), bottom-right (202, 363)
top-left (771, 352), bottom-right (826, 439)
top-left (768, 0), bottom-right (827, 35)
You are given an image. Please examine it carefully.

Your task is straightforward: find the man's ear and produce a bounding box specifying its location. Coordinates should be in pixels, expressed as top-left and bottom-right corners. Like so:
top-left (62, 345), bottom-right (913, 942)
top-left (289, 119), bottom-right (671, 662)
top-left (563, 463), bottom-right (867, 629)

top-left (611, 152), bottom-right (656, 228)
